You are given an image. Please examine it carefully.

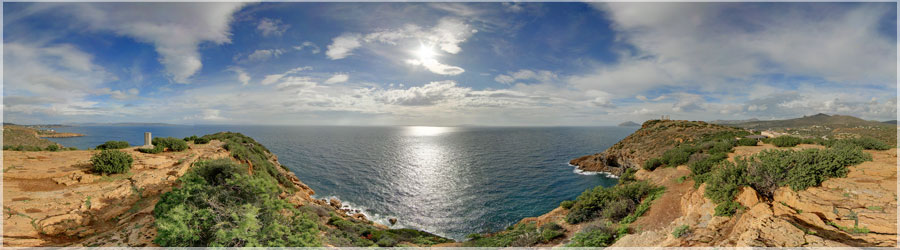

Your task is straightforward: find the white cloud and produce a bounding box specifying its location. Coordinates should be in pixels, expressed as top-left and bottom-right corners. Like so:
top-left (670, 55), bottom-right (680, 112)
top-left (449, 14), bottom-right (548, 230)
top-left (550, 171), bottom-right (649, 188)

top-left (276, 77), bottom-right (318, 91)
top-left (324, 74), bottom-right (350, 84)
top-left (55, 3), bottom-right (246, 83)
top-left (326, 33), bottom-right (362, 59)
top-left (494, 69), bottom-right (557, 84)
top-left (294, 41), bottom-right (321, 54)
top-left (246, 49), bottom-right (285, 62)
top-left (4, 42), bottom-right (116, 116)
top-left (260, 66), bottom-right (312, 85)
top-left (377, 81), bottom-right (469, 106)
top-left (325, 17), bottom-right (476, 75)
top-left (257, 18), bottom-right (289, 37)
top-left (581, 2), bottom-right (895, 94)
top-left (405, 58), bottom-right (465, 75)
top-left (228, 67), bottom-right (251, 85)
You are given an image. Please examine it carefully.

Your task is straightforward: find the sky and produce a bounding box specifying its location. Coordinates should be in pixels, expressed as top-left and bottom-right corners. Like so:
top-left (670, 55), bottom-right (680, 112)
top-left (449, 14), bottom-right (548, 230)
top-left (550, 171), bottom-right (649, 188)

top-left (3, 2), bottom-right (897, 126)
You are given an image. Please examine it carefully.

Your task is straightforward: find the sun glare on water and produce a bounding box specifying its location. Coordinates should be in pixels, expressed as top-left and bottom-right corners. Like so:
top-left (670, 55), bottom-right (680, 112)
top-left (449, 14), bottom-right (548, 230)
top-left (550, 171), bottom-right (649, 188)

top-left (405, 126), bottom-right (453, 137)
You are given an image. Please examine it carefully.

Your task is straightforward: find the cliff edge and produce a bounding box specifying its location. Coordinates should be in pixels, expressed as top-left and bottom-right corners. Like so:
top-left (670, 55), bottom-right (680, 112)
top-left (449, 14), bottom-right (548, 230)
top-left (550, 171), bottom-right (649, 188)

top-left (570, 120), bottom-right (744, 175)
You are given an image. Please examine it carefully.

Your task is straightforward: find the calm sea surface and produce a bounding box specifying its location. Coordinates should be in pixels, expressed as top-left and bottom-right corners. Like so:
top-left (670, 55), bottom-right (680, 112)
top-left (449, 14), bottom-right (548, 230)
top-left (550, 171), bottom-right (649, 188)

top-left (47, 125), bottom-right (635, 240)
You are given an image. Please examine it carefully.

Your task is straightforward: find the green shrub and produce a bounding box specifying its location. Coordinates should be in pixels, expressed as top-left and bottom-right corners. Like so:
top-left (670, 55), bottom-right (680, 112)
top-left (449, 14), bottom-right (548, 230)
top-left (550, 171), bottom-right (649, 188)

top-left (688, 153), bottom-right (727, 180)
top-left (567, 223), bottom-right (617, 247)
top-left (560, 200), bottom-right (575, 209)
top-left (153, 159), bottom-right (320, 247)
top-left (672, 225), bottom-right (690, 238)
top-left (643, 158), bottom-right (663, 171)
top-left (153, 137), bottom-right (189, 152)
top-left (184, 135), bottom-right (199, 141)
top-left (837, 137), bottom-right (891, 150)
top-left (138, 146), bottom-right (163, 154)
top-left (90, 150), bottom-right (133, 174)
top-left (46, 144), bottom-right (60, 151)
top-left (194, 137), bottom-right (210, 144)
top-left (714, 201), bottom-right (743, 217)
top-left (565, 181), bottom-right (660, 224)
top-left (96, 140), bottom-right (130, 150)
top-left (540, 223), bottom-right (565, 242)
top-left (659, 145), bottom-right (698, 167)
top-left (619, 168), bottom-right (637, 182)
top-left (736, 138), bottom-right (758, 146)
top-left (704, 160), bottom-right (746, 204)
top-left (770, 136), bottom-right (801, 147)
top-left (706, 140), bottom-right (735, 155)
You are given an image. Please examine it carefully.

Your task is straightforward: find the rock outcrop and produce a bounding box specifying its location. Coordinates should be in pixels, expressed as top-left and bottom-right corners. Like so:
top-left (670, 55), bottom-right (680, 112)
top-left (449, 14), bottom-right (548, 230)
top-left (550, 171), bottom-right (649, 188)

top-left (570, 120), bottom-right (744, 175)
top-left (607, 144), bottom-right (897, 247)
top-left (2, 139), bottom-right (319, 247)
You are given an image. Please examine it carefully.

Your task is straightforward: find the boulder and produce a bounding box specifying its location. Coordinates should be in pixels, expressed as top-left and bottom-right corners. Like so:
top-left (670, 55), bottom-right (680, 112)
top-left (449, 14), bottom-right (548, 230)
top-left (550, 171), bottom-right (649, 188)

top-left (329, 198), bottom-right (342, 209)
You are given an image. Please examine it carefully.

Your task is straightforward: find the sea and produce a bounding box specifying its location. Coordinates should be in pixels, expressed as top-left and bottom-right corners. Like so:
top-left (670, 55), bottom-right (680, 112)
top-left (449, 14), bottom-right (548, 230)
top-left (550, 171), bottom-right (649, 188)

top-left (46, 125), bottom-right (636, 240)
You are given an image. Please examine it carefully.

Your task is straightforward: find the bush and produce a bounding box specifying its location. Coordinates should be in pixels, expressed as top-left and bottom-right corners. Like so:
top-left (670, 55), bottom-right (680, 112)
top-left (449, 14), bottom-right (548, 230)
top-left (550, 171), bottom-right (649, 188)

top-left (643, 158), bottom-right (663, 171)
top-left (138, 146), bottom-right (163, 154)
top-left (838, 137), bottom-right (891, 150)
top-left (567, 223), bottom-right (617, 247)
top-left (560, 200), bottom-right (575, 209)
top-left (96, 140), bottom-right (130, 150)
top-left (153, 137), bottom-right (189, 152)
top-left (153, 159), bottom-right (320, 247)
top-left (688, 153), bottom-right (727, 180)
top-left (714, 201), bottom-right (743, 217)
top-left (91, 150), bottom-right (133, 174)
top-left (540, 223), bottom-right (565, 242)
top-left (46, 144), bottom-right (60, 151)
top-left (565, 181), bottom-right (659, 224)
top-left (184, 135), bottom-right (199, 141)
top-left (770, 136), bottom-right (801, 147)
top-left (659, 145), bottom-right (698, 167)
top-left (672, 225), bottom-right (690, 238)
top-left (736, 138), bottom-right (758, 146)
top-left (194, 137), bottom-right (210, 144)
top-left (619, 168), bottom-right (637, 183)
top-left (704, 160), bottom-right (746, 204)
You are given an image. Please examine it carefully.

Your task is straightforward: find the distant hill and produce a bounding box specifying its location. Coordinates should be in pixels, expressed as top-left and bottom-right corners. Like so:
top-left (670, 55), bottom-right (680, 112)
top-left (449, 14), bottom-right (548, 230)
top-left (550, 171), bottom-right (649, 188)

top-left (65, 122), bottom-right (177, 126)
top-left (729, 113), bottom-right (896, 146)
top-left (730, 113), bottom-right (891, 130)
top-left (618, 121), bottom-right (640, 127)
top-left (882, 120), bottom-right (897, 125)
top-left (709, 118), bottom-right (759, 125)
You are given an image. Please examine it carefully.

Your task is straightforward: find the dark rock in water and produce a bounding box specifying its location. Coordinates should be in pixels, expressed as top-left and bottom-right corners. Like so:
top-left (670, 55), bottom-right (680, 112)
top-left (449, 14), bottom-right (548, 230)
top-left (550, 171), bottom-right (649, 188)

top-left (618, 121), bottom-right (640, 127)
top-left (329, 198), bottom-right (342, 209)
top-left (389, 218), bottom-right (398, 225)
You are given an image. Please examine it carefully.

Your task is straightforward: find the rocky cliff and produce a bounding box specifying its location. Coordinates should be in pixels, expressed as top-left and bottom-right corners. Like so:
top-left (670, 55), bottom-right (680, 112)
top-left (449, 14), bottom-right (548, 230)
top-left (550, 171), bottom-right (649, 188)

top-left (570, 120), bottom-right (744, 175)
top-left (3, 134), bottom-right (443, 247)
top-left (610, 143), bottom-right (896, 247)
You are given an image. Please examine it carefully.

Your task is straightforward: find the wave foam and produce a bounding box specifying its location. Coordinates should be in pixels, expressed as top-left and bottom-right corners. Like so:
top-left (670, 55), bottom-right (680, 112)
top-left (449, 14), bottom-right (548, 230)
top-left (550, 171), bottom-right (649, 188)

top-left (569, 163), bottom-right (619, 178)
top-left (312, 195), bottom-right (406, 229)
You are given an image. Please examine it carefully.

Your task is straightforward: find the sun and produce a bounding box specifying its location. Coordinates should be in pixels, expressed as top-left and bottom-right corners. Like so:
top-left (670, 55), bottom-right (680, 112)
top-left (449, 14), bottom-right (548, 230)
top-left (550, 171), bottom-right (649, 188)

top-left (413, 44), bottom-right (437, 61)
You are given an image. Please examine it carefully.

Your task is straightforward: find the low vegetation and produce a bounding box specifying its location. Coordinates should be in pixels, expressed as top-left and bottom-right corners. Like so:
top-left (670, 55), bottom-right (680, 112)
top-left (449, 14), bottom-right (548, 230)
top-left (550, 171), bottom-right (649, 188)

top-left (202, 132), bottom-right (295, 191)
top-left (769, 136), bottom-right (802, 147)
top-left (138, 137), bottom-right (188, 154)
top-left (91, 150), bottom-right (133, 174)
top-left (96, 140), bottom-right (130, 150)
top-left (672, 225), bottom-right (690, 238)
top-left (693, 140), bottom-right (873, 216)
top-left (184, 135), bottom-right (210, 144)
top-left (643, 130), bottom-right (750, 170)
top-left (153, 159), bottom-right (320, 247)
top-left (462, 222), bottom-right (564, 247)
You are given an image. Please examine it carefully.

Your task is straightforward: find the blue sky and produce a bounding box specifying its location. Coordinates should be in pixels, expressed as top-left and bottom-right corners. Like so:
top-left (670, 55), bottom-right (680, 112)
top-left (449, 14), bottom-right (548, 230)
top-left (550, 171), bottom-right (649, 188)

top-left (3, 2), bottom-right (897, 126)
